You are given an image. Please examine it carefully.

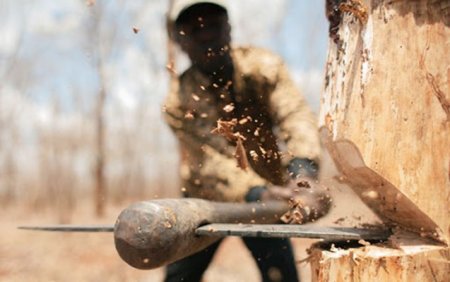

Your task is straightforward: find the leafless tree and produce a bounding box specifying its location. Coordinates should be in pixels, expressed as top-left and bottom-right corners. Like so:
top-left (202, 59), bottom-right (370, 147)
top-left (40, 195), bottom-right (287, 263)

top-left (84, 0), bottom-right (122, 216)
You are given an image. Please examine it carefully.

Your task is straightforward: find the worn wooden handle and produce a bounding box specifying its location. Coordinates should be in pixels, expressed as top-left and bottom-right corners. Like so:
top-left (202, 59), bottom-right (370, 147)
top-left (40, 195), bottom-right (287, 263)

top-left (114, 198), bottom-right (289, 269)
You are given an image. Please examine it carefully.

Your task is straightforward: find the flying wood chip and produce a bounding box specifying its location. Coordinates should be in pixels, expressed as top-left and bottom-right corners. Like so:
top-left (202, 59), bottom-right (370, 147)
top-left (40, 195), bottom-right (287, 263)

top-left (166, 62), bottom-right (177, 75)
top-left (235, 138), bottom-right (249, 170)
top-left (211, 119), bottom-right (249, 170)
top-left (281, 200), bottom-right (306, 224)
top-left (223, 103), bottom-right (235, 113)
top-left (211, 119), bottom-right (239, 141)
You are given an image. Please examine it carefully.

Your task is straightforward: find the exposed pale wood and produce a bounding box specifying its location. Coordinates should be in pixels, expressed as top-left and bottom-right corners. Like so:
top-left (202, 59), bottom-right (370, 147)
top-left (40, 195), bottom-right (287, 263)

top-left (312, 0), bottom-right (449, 280)
top-left (310, 240), bottom-right (450, 282)
top-left (319, 0), bottom-right (449, 242)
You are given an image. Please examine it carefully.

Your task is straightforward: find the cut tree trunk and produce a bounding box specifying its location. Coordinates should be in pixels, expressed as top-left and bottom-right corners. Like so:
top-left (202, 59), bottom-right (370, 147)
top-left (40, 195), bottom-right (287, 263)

top-left (310, 233), bottom-right (449, 281)
top-left (312, 0), bottom-right (449, 281)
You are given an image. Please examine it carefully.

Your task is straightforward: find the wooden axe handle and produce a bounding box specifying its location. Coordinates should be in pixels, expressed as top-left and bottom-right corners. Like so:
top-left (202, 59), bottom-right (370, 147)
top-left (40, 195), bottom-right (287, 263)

top-left (114, 198), bottom-right (289, 269)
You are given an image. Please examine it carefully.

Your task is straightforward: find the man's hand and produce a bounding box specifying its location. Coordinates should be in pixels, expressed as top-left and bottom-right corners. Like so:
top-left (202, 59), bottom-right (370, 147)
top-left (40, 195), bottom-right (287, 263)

top-left (261, 177), bottom-right (332, 224)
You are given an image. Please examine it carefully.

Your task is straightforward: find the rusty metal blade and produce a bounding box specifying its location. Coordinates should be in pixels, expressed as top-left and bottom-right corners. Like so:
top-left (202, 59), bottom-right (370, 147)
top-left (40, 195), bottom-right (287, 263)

top-left (319, 128), bottom-right (442, 242)
top-left (196, 224), bottom-right (391, 241)
top-left (18, 224), bottom-right (114, 232)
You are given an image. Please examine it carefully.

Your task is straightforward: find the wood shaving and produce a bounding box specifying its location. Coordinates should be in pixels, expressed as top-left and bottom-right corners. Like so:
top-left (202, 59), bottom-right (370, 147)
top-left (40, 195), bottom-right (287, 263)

top-left (258, 146), bottom-right (266, 156)
top-left (184, 112), bottom-right (194, 119)
top-left (211, 119), bottom-right (249, 170)
top-left (192, 94), bottom-right (200, 101)
top-left (333, 217), bottom-right (346, 224)
top-left (296, 255), bottom-right (312, 264)
top-left (297, 180), bottom-right (311, 189)
top-left (211, 119), bottom-right (239, 141)
top-left (235, 138), bottom-right (249, 170)
top-left (249, 150), bottom-right (259, 161)
top-left (330, 243), bottom-right (339, 252)
top-left (223, 103), bottom-right (235, 113)
top-left (238, 117), bottom-right (248, 124)
top-left (281, 200), bottom-right (306, 224)
top-left (358, 239), bottom-right (371, 246)
top-left (166, 62), bottom-right (177, 75)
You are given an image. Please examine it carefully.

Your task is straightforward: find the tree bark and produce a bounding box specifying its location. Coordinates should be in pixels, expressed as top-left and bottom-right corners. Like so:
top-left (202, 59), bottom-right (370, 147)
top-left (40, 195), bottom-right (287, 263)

top-left (312, 0), bottom-right (450, 280)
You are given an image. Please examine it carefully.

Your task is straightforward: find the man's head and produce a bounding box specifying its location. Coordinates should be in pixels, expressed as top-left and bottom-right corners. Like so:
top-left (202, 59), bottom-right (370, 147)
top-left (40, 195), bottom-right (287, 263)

top-left (170, 1), bottom-right (232, 73)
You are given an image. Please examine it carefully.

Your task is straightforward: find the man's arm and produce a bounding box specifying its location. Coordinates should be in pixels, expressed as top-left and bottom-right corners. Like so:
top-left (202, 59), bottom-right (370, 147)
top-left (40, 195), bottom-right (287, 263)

top-left (163, 89), bottom-right (271, 202)
top-left (252, 52), bottom-right (331, 220)
top-left (268, 59), bottom-right (321, 167)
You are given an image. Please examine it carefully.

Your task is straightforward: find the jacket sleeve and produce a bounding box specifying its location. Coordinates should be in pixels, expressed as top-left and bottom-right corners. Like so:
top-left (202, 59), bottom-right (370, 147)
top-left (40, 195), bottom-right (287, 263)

top-left (197, 144), bottom-right (270, 202)
top-left (163, 79), bottom-right (269, 202)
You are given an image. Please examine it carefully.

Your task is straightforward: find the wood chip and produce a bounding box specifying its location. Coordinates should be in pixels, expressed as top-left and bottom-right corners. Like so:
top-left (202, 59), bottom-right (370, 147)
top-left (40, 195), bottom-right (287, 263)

top-left (192, 94), bottom-right (200, 101)
top-left (297, 180), bottom-right (311, 189)
top-left (358, 239), bottom-right (371, 246)
top-left (166, 62), bottom-right (176, 75)
top-left (223, 103), bottom-right (235, 113)
top-left (239, 118), bottom-right (248, 124)
top-left (211, 119), bottom-right (248, 171)
top-left (235, 138), bottom-right (249, 170)
top-left (211, 119), bottom-right (239, 141)
top-left (249, 150), bottom-right (259, 161)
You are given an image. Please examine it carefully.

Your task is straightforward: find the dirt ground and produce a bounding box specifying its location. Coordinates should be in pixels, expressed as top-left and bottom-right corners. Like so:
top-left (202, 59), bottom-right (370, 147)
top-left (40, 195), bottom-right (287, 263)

top-left (0, 203), bottom-right (313, 282)
top-left (1, 184), bottom-right (378, 282)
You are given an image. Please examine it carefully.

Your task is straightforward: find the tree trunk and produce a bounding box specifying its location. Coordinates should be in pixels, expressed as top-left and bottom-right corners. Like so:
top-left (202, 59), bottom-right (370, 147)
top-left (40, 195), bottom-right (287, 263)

top-left (95, 82), bottom-right (106, 217)
top-left (310, 233), bottom-right (449, 281)
top-left (312, 0), bottom-right (449, 280)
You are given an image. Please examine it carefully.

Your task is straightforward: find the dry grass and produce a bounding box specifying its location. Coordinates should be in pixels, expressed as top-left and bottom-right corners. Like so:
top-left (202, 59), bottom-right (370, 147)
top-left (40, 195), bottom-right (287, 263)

top-left (1, 203), bottom-right (159, 282)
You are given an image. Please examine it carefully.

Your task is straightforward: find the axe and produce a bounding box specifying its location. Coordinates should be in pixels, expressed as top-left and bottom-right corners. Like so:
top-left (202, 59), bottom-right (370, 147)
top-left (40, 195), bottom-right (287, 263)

top-left (19, 198), bottom-right (391, 270)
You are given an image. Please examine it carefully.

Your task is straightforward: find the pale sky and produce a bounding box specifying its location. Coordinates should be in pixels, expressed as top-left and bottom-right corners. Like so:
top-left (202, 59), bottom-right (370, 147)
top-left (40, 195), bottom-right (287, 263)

top-left (1, 0), bottom-right (328, 113)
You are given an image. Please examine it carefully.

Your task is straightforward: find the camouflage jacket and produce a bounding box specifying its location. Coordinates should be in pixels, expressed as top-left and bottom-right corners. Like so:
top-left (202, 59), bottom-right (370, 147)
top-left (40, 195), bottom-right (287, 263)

top-left (163, 46), bottom-right (320, 202)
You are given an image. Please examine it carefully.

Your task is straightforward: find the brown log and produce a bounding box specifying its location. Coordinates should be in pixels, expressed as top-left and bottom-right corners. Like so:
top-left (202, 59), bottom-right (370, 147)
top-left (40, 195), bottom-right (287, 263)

top-left (312, 0), bottom-right (449, 280)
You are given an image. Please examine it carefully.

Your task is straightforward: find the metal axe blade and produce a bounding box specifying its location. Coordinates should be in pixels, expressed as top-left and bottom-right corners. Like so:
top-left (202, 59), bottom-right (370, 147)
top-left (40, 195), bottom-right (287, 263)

top-left (19, 223), bottom-right (391, 240)
top-left (196, 224), bottom-right (391, 241)
top-left (18, 224), bottom-right (114, 232)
